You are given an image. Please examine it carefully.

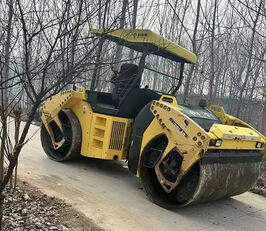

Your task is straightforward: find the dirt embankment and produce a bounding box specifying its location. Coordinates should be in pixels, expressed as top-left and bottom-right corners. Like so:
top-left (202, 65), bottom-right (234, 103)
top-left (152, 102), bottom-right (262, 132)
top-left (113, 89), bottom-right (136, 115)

top-left (3, 180), bottom-right (104, 231)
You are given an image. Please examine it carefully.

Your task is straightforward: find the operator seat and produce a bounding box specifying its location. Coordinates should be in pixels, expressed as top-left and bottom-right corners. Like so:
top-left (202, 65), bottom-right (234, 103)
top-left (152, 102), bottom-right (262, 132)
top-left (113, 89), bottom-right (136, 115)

top-left (90, 63), bottom-right (160, 118)
top-left (111, 63), bottom-right (140, 104)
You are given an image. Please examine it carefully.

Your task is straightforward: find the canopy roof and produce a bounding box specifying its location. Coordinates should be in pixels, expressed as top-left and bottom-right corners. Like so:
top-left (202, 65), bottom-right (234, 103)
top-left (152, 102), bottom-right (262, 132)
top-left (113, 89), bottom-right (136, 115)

top-left (91, 29), bottom-right (197, 64)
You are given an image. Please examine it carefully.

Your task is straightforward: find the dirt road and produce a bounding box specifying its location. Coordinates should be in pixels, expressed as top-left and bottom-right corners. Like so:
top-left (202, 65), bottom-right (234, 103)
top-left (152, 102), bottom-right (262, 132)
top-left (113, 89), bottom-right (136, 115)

top-left (13, 123), bottom-right (266, 231)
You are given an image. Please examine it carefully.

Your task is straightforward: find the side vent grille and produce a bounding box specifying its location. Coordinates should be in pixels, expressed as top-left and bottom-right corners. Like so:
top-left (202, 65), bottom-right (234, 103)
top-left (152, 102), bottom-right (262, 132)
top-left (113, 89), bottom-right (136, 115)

top-left (109, 121), bottom-right (126, 150)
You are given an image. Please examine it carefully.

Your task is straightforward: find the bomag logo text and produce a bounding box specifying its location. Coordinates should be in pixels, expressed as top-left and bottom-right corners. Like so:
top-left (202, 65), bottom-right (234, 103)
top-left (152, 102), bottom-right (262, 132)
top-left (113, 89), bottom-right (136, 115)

top-left (169, 117), bottom-right (188, 138)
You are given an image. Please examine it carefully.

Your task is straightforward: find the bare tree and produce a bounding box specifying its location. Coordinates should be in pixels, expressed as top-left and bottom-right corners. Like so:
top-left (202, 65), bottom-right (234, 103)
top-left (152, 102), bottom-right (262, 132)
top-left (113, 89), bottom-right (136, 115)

top-left (0, 1), bottom-right (265, 228)
top-left (183, 0), bottom-right (201, 103)
top-left (0, 0), bottom-right (121, 227)
top-left (234, 0), bottom-right (264, 117)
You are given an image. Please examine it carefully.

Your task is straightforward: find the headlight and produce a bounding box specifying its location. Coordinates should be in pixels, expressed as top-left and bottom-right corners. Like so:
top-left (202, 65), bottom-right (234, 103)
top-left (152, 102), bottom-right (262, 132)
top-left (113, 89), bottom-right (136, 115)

top-left (256, 142), bottom-right (264, 148)
top-left (215, 139), bottom-right (222, 147)
top-left (209, 139), bottom-right (222, 147)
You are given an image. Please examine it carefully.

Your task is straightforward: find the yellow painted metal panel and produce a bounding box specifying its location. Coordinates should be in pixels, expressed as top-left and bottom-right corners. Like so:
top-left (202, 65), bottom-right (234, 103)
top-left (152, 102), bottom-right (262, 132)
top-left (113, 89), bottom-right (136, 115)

top-left (147, 100), bottom-right (210, 193)
top-left (208, 139), bottom-right (263, 150)
top-left (210, 124), bottom-right (261, 141)
top-left (91, 29), bottom-right (197, 64)
top-left (41, 86), bottom-right (132, 160)
top-left (208, 105), bottom-right (265, 154)
top-left (41, 88), bottom-right (89, 150)
top-left (68, 99), bottom-right (93, 156)
top-left (85, 113), bottom-right (132, 160)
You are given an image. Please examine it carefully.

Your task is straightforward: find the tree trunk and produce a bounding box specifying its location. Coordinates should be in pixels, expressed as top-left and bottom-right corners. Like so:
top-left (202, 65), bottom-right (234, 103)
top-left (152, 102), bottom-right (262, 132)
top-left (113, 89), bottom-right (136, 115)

top-left (236, 0), bottom-right (263, 117)
top-left (129, 0), bottom-right (138, 61)
top-left (208, 0), bottom-right (217, 105)
top-left (183, 0), bottom-right (201, 103)
top-left (90, 0), bottom-right (111, 91)
top-left (262, 95), bottom-right (266, 135)
top-left (0, 103), bottom-right (39, 228)
top-left (0, 0), bottom-right (13, 183)
top-left (113, 0), bottom-right (129, 68)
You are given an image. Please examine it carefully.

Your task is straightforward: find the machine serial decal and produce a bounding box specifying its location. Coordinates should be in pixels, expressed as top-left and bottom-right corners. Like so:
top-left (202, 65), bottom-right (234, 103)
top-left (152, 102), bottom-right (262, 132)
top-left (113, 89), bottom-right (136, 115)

top-left (169, 117), bottom-right (188, 137)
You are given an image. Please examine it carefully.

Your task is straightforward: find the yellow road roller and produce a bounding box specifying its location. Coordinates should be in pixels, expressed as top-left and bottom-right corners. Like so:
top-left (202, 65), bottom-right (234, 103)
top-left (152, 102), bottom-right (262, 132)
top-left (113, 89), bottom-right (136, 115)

top-left (40, 29), bottom-right (265, 208)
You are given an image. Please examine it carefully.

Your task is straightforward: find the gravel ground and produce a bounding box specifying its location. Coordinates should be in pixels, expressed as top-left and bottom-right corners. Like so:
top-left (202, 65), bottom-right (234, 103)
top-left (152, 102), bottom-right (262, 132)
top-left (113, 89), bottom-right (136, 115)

top-left (3, 180), bottom-right (104, 231)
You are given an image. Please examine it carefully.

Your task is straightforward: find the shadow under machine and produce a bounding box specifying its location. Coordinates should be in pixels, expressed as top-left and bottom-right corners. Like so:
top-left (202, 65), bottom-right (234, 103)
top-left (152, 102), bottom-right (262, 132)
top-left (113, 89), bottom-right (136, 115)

top-left (40, 29), bottom-right (265, 208)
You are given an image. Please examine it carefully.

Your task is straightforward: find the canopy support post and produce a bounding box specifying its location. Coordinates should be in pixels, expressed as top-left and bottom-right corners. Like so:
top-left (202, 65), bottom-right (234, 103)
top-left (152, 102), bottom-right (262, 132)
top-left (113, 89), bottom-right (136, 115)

top-left (171, 62), bottom-right (185, 95)
top-left (90, 38), bottom-right (105, 92)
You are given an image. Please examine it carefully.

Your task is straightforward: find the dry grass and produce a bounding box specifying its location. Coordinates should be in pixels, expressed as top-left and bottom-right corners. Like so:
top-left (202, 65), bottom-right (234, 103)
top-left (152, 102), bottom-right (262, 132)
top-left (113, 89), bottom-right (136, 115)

top-left (250, 160), bottom-right (266, 197)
